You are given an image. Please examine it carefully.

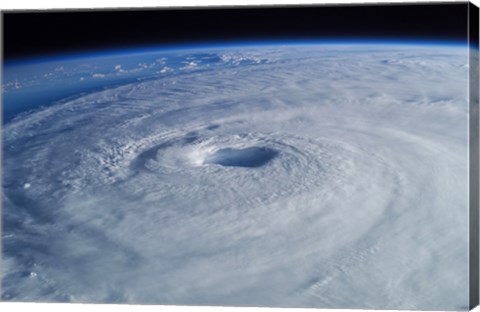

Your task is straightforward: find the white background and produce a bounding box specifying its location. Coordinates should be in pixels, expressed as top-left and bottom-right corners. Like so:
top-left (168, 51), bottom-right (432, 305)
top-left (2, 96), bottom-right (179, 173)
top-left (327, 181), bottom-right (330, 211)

top-left (0, 1), bottom-right (479, 312)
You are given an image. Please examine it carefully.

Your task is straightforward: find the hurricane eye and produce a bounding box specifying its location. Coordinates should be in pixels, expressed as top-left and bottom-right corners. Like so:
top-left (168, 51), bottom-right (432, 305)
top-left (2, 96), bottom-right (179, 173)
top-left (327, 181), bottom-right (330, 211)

top-left (203, 147), bottom-right (278, 168)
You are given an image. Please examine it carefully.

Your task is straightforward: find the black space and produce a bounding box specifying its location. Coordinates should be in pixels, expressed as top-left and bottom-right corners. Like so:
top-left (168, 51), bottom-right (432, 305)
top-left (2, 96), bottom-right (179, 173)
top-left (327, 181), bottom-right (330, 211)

top-left (2, 2), bottom-right (469, 61)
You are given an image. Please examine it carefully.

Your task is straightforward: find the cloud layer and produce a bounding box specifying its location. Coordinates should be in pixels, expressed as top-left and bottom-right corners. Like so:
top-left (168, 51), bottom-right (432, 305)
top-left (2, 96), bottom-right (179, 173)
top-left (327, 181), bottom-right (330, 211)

top-left (2, 44), bottom-right (470, 310)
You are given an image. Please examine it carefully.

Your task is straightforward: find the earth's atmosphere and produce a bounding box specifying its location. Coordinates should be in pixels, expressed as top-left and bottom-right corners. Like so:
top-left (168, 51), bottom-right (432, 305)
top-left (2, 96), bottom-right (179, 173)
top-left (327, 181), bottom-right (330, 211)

top-left (1, 43), bottom-right (471, 310)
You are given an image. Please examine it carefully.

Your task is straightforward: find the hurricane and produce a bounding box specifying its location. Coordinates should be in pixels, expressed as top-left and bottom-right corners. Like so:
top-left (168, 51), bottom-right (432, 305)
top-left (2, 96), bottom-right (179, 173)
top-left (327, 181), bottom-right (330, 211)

top-left (2, 44), bottom-right (470, 310)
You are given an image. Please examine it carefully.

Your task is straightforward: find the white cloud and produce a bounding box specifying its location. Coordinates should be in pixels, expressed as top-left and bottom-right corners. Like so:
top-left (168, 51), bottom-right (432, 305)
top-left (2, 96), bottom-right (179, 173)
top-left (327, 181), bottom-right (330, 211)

top-left (180, 61), bottom-right (198, 70)
top-left (2, 45), bottom-right (470, 310)
top-left (159, 66), bottom-right (173, 74)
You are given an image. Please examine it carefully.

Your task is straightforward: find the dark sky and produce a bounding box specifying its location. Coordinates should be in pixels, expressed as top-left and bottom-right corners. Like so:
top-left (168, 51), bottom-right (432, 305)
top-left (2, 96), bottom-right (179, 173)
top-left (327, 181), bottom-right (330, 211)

top-left (2, 2), bottom-right (470, 61)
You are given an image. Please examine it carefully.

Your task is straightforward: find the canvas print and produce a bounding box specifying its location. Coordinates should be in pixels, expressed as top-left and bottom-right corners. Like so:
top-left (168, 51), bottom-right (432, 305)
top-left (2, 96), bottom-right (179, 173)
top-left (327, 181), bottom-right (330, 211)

top-left (1, 2), bottom-right (479, 310)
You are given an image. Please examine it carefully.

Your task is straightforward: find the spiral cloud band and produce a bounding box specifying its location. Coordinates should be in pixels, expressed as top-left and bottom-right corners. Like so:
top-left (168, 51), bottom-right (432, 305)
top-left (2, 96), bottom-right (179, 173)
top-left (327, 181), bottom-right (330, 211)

top-left (2, 45), bottom-right (470, 309)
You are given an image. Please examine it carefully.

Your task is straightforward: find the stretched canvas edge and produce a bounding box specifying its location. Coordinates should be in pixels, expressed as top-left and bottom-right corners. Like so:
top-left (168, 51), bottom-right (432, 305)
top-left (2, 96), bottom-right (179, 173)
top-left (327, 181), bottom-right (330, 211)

top-left (469, 1), bottom-right (480, 310)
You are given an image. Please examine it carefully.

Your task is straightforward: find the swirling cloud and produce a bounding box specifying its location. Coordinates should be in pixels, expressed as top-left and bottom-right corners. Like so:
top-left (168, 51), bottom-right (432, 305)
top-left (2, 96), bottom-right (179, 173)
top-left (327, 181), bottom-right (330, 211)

top-left (2, 44), bottom-right (470, 309)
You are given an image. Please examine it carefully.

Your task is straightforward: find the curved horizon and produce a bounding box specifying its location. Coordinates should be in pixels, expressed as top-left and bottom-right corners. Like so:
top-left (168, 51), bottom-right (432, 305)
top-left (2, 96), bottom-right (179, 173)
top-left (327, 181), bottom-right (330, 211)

top-left (4, 38), bottom-right (469, 66)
